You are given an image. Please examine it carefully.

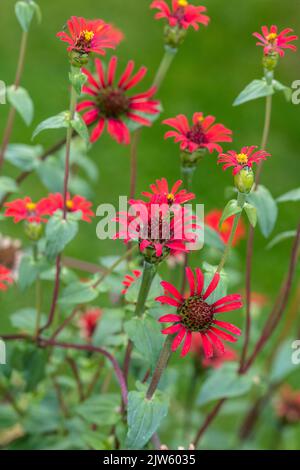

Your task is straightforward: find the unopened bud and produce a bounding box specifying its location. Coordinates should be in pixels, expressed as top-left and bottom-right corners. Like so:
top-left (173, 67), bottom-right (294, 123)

top-left (262, 52), bottom-right (279, 72)
top-left (164, 25), bottom-right (187, 49)
top-left (234, 167), bottom-right (254, 194)
top-left (141, 245), bottom-right (170, 265)
top-left (24, 221), bottom-right (43, 241)
top-left (69, 50), bottom-right (89, 68)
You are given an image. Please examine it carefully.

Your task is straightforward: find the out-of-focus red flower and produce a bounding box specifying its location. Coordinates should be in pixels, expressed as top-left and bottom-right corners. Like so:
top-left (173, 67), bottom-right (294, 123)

top-left (4, 197), bottom-right (52, 224)
top-left (156, 267), bottom-right (243, 358)
top-left (0, 264), bottom-right (13, 291)
top-left (164, 112), bottom-right (232, 154)
top-left (218, 145), bottom-right (271, 176)
top-left (47, 193), bottom-right (94, 223)
top-left (151, 0), bottom-right (209, 30)
top-left (275, 385), bottom-right (300, 424)
top-left (253, 25), bottom-right (298, 57)
top-left (166, 251), bottom-right (185, 268)
top-left (78, 308), bottom-right (102, 341)
top-left (57, 17), bottom-right (123, 55)
top-left (142, 178), bottom-right (195, 205)
top-left (78, 57), bottom-right (160, 144)
top-left (190, 333), bottom-right (237, 368)
top-left (122, 270), bottom-right (142, 295)
top-left (205, 209), bottom-right (246, 247)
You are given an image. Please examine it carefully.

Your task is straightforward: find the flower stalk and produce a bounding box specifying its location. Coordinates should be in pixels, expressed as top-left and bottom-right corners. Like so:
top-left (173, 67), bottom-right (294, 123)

top-left (63, 75), bottom-right (77, 219)
top-left (146, 335), bottom-right (172, 399)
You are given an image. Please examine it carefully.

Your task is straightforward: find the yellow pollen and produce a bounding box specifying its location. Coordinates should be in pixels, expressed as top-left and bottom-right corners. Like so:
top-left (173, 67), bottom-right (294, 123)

top-left (66, 200), bottom-right (74, 210)
top-left (167, 193), bottom-right (175, 202)
top-left (267, 33), bottom-right (278, 42)
top-left (26, 202), bottom-right (37, 211)
top-left (82, 30), bottom-right (94, 42)
top-left (197, 115), bottom-right (204, 122)
top-left (236, 153), bottom-right (248, 164)
top-left (178, 0), bottom-right (188, 6)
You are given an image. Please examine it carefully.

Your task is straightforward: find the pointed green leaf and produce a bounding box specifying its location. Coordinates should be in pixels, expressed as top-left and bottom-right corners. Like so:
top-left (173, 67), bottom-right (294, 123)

top-left (5, 144), bottom-right (42, 171)
top-left (219, 199), bottom-right (242, 228)
top-left (32, 112), bottom-right (69, 139)
top-left (59, 280), bottom-right (99, 305)
top-left (247, 185), bottom-right (278, 238)
top-left (7, 85), bottom-right (34, 125)
top-left (233, 79), bottom-right (273, 106)
top-left (277, 187), bottom-right (300, 203)
top-left (0, 176), bottom-right (18, 199)
top-left (272, 80), bottom-right (292, 101)
top-left (267, 230), bottom-right (297, 250)
top-left (15, 1), bottom-right (39, 32)
top-left (244, 202), bottom-right (257, 227)
top-left (45, 211), bottom-right (78, 259)
top-left (71, 112), bottom-right (89, 143)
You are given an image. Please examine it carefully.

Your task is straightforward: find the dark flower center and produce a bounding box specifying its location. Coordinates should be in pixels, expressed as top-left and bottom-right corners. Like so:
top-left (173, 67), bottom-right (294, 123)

top-left (96, 88), bottom-right (130, 118)
top-left (173, 7), bottom-right (186, 23)
top-left (186, 123), bottom-right (209, 146)
top-left (179, 296), bottom-right (214, 332)
top-left (75, 30), bottom-right (94, 50)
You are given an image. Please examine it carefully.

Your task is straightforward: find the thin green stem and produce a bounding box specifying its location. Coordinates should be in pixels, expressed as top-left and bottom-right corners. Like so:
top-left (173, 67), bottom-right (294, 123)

top-left (63, 82), bottom-right (77, 219)
top-left (146, 336), bottom-right (172, 400)
top-left (33, 243), bottom-right (42, 340)
top-left (0, 31), bottom-right (28, 170)
top-left (216, 192), bottom-right (246, 274)
top-left (153, 48), bottom-right (177, 91)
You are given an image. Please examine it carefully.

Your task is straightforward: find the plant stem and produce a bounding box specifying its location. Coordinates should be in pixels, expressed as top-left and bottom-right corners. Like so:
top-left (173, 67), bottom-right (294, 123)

top-left (33, 244), bottom-right (42, 340)
top-left (63, 83), bottom-right (77, 219)
top-left (0, 382), bottom-right (23, 417)
top-left (39, 255), bottom-right (61, 333)
top-left (67, 356), bottom-right (85, 402)
top-left (216, 192), bottom-right (246, 274)
top-left (193, 398), bottom-right (226, 447)
top-left (181, 166), bottom-right (196, 191)
top-left (146, 335), bottom-right (172, 400)
top-left (0, 31), bottom-right (28, 170)
top-left (123, 261), bottom-right (157, 381)
top-left (153, 48), bottom-right (177, 91)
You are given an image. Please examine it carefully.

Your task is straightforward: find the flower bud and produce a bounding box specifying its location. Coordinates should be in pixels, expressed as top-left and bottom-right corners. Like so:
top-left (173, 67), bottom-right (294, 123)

top-left (262, 52), bottom-right (279, 72)
top-left (69, 50), bottom-right (89, 68)
top-left (164, 25), bottom-right (187, 49)
top-left (180, 148), bottom-right (206, 169)
top-left (24, 221), bottom-right (44, 241)
top-left (234, 167), bottom-right (254, 194)
top-left (141, 245), bottom-right (170, 265)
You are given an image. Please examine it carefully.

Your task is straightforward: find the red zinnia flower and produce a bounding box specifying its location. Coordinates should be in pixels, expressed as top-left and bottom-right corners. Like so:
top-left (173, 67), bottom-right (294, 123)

top-left (151, 0), bottom-right (210, 30)
top-left (47, 193), bottom-right (94, 223)
top-left (115, 200), bottom-right (198, 259)
top-left (218, 146), bottom-right (271, 175)
top-left (205, 209), bottom-right (246, 247)
top-left (0, 265), bottom-right (13, 291)
top-left (156, 267), bottom-right (242, 358)
top-left (253, 25), bottom-right (298, 57)
top-left (4, 197), bottom-right (52, 224)
top-left (122, 270), bottom-right (142, 295)
top-left (164, 113), bottom-right (232, 153)
top-left (78, 308), bottom-right (102, 341)
top-left (57, 16), bottom-right (123, 56)
top-left (77, 57), bottom-right (160, 144)
top-left (142, 178), bottom-right (195, 205)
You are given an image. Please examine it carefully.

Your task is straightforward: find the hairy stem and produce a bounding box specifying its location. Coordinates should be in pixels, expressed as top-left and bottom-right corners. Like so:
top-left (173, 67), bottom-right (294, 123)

top-left (146, 336), bottom-right (172, 400)
top-left (63, 84), bottom-right (77, 219)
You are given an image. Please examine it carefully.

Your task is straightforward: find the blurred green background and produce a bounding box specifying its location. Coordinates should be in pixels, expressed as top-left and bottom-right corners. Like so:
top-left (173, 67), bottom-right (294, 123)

top-left (0, 0), bottom-right (299, 331)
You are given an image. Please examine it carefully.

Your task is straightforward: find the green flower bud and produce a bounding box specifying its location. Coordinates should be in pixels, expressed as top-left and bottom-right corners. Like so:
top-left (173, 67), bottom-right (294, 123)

top-left (180, 148), bottom-right (206, 169)
top-left (262, 52), bottom-right (279, 72)
top-left (24, 221), bottom-right (44, 241)
top-left (141, 245), bottom-right (170, 265)
top-left (234, 167), bottom-right (254, 194)
top-left (164, 25), bottom-right (187, 49)
top-left (69, 50), bottom-right (89, 68)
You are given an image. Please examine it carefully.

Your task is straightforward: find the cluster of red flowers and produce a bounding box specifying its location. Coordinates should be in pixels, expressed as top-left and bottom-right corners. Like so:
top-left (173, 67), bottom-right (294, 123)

top-left (156, 267), bottom-right (242, 358)
top-left (4, 194), bottom-right (94, 224)
top-left (122, 270), bottom-right (142, 295)
top-left (0, 265), bottom-right (13, 291)
top-left (114, 178), bottom-right (199, 260)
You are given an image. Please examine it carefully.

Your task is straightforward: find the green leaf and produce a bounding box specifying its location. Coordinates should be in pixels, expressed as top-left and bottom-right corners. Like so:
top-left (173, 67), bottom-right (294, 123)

top-left (0, 176), bottom-right (18, 199)
top-left (18, 254), bottom-right (48, 291)
top-left (233, 79), bottom-right (273, 106)
top-left (69, 70), bottom-right (87, 95)
top-left (277, 187), bottom-right (300, 203)
top-left (59, 280), bottom-right (99, 305)
top-left (219, 199), bottom-right (242, 228)
top-left (270, 340), bottom-right (298, 383)
top-left (244, 202), bottom-right (257, 228)
top-left (126, 385), bottom-right (169, 450)
top-left (125, 274), bottom-right (163, 307)
top-left (272, 80), bottom-right (292, 101)
top-left (45, 212), bottom-right (78, 259)
top-left (32, 112), bottom-right (69, 139)
top-left (5, 144), bottom-right (42, 171)
top-left (36, 157), bottom-right (64, 192)
top-left (7, 85), bottom-right (34, 126)
top-left (267, 230), bottom-right (297, 250)
top-left (76, 394), bottom-right (120, 426)
top-left (15, 1), bottom-right (40, 32)
top-left (247, 185), bottom-right (278, 238)
top-left (204, 224), bottom-right (225, 251)
top-left (124, 316), bottom-right (164, 371)
top-left (197, 363), bottom-right (253, 406)
top-left (10, 308), bottom-right (47, 334)
top-left (23, 347), bottom-right (47, 392)
top-left (92, 308), bottom-right (125, 347)
top-left (71, 112), bottom-right (90, 143)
